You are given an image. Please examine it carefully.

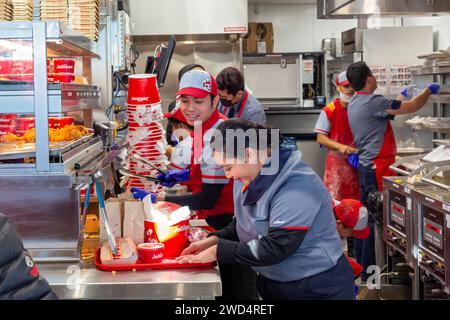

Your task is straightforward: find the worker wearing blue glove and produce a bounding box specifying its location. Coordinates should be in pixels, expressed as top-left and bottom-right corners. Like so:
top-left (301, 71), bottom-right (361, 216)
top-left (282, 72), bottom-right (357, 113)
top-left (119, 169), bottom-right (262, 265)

top-left (130, 187), bottom-right (157, 203)
top-left (346, 61), bottom-right (441, 281)
top-left (347, 153), bottom-right (359, 169)
top-left (157, 169), bottom-right (190, 188)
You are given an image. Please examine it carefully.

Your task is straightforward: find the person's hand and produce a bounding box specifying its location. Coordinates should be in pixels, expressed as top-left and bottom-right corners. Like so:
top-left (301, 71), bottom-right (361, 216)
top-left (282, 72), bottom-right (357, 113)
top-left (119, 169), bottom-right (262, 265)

top-left (180, 236), bottom-right (219, 256)
top-left (428, 83), bottom-right (441, 95)
top-left (339, 145), bottom-right (358, 155)
top-left (176, 245), bottom-right (218, 264)
top-left (157, 169), bottom-right (190, 188)
top-left (347, 153), bottom-right (359, 169)
top-left (131, 187), bottom-right (157, 203)
top-left (400, 85), bottom-right (417, 98)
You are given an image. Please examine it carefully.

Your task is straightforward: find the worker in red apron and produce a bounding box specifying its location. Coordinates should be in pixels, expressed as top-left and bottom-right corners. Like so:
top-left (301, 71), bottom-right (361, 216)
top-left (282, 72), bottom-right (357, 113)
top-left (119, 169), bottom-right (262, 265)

top-left (314, 71), bottom-right (359, 201)
top-left (133, 69), bottom-right (258, 299)
top-left (216, 67), bottom-right (266, 124)
top-left (346, 61), bottom-right (440, 281)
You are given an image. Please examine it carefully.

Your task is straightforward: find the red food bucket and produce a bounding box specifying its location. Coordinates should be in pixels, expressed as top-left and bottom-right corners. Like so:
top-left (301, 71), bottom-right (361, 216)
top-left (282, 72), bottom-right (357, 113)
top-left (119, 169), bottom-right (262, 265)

top-left (127, 74), bottom-right (160, 105)
top-left (48, 117), bottom-right (59, 129)
top-left (0, 114), bottom-right (17, 126)
top-left (53, 58), bottom-right (75, 74)
top-left (16, 117), bottom-right (35, 131)
top-left (57, 116), bottom-right (75, 128)
top-left (11, 60), bottom-right (33, 74)
top-left (143, 219), bottom-right (190, 258)
top-left (137, 243), bottom-right (165, 263)
top-left (0, 59), bottom-right (13, 74)
top-left (0, 125), bottom-right (16, 135)
top-left (47, 73), bottom-right (55, 83)
top-left (54, 73), bottom-right (75, 84)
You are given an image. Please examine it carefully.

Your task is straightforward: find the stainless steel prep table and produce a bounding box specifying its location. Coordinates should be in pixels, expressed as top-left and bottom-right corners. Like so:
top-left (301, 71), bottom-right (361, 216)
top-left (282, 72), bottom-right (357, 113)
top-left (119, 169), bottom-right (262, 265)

top-left (38, 262), bottom-right (222, 300)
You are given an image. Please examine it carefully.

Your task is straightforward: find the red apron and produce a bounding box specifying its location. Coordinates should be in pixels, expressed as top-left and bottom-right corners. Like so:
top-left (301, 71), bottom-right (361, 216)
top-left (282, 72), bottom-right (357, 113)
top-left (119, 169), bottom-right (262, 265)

top-left (189, 110), bottom-right (234, 219)
top-left (373, 121), bottom-right (397, 191)
top-left (221, 91), bottom-right (249, 119)
top-left (322, 99), bottom-right (360, 201)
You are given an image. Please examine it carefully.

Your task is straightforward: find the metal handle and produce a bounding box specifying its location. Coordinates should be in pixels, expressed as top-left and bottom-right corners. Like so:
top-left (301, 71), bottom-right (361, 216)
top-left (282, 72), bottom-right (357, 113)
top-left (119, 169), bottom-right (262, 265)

top-left (421, 177), bottom-right (450, 191)
top-left (95, 180), bottom-right (118, 255)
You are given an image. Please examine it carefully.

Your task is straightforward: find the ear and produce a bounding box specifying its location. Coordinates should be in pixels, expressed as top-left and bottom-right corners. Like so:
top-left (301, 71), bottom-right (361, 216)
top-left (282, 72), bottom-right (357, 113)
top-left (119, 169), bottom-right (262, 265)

top-left (212, 95), bottom-right (220, 109)
top-left (246, 147), bottom-right (258, 164)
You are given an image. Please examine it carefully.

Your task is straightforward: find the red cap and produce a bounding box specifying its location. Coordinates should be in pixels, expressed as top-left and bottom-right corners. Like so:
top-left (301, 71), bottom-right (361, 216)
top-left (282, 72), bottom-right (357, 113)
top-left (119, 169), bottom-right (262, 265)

top-left (164, 98), bottom-right (188, 123)
top-left (334, 199), bottom-right (370, 239)
top-left (176, 70), bottom-right (218, 98)
top-left (336, 71), bottom-right (350, 87)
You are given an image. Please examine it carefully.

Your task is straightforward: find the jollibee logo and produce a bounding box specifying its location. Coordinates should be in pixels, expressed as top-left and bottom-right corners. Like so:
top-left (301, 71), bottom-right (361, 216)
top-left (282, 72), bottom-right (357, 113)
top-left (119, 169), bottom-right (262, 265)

top-left (174, 225), bottom-right (190, 233)
top-left (152, 253), bottom-right (163, 260)
top-left (202, 79), bottom-right (212, 92)
top-left (131, 96), bottom-right (150, 103)
top-left (56, 64), bottom-right (73, 70)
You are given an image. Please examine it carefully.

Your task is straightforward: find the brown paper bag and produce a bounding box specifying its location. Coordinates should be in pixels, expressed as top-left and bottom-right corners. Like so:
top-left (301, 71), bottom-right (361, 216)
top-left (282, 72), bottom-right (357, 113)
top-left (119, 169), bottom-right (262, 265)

top-left (99, 198), bottom-right (123, 243)
top-left (123, 200), bottom-right (145, 245)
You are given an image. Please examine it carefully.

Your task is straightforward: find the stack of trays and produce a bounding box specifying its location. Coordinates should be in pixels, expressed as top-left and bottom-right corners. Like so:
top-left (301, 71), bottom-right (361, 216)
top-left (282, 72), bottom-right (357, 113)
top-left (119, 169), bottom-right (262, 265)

top-left (68, 0), bottom-right (99, 41)
top-left (40, 0), bottom-right (68, 23)
top-left (0, 0), bottom-right (14, 21)
top-left (12, 0), bottom-right (33, 21)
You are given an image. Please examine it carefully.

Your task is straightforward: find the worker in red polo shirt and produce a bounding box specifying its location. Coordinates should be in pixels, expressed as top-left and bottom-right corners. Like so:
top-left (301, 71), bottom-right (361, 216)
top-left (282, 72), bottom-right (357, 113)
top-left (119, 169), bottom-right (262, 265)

top-left (314, 71), bottom-right (359, 201)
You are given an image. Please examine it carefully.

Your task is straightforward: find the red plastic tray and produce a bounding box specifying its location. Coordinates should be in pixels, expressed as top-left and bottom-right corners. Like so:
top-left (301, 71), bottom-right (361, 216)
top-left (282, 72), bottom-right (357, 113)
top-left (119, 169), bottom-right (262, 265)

top-left (94, 248), bottom-right (216, 272)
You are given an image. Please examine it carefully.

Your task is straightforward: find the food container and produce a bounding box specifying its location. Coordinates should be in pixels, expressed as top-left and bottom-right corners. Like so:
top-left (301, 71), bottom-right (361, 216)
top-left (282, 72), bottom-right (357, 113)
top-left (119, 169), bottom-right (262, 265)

top-left (0, 125), bottom-right (16, 135)
top-left (53, 58), bottom-right (75, 74)
top-left (54, 73), bottom-right (75, 84)
top-left (16, 117), bottom-right (35, 131)
top-left (0, 114), bottom-right (17, 126)
top-left (137, 242), bottom-right (165, 263)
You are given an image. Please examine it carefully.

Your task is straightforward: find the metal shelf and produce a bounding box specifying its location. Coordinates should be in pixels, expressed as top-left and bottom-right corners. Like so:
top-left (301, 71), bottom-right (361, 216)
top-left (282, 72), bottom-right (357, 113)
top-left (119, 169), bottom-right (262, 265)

top-left (429, 94), bottom-right (450, 104)
top-left (0, 21), bottom-right (98, 58)
top-left (411, 66), bottom-right (450, 76)
top-left (0, 83), bottom-right (101, 114)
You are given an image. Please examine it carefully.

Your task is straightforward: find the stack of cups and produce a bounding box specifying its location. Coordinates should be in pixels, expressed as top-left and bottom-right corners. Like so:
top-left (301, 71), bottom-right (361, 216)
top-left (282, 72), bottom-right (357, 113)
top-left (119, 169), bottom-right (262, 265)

top-left (126, 74), bottom-right (168, 193)
top-left (53, 58), bottom-right (75, 84)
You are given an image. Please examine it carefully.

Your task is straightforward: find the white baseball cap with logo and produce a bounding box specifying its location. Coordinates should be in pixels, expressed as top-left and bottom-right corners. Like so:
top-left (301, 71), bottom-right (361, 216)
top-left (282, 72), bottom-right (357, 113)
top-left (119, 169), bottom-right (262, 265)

top-left (176, 70), bottom-right (218, 98)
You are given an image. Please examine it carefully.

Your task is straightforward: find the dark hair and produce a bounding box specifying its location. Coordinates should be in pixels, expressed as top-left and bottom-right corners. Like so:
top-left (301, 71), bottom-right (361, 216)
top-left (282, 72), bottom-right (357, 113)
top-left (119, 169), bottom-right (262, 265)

top-left (213, 119), bottom-right (280, 159)
top-left (216, 67), bottom-right (245, 95)
top-left (178, 63), bottom-right (205, 81)
top-left (346, 61), bottom-right (372, 92)
top-left (166, 100), bottom-right (193, 145)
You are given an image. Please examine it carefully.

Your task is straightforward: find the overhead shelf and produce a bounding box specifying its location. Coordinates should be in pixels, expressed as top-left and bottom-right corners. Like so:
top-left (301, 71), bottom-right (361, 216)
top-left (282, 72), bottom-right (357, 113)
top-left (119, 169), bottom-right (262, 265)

top-left (430, 94), bottom-right (450, 104)
top-left (0, 21), bottom-right (99, 58)
top-left (0, 83), bottom-right (101, 114)
top-left (411, 66), bottom-right (450, 76)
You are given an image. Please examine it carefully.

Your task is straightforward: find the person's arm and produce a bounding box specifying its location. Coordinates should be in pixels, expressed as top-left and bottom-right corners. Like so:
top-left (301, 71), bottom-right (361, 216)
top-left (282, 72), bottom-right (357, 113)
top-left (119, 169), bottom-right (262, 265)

top-left (210, 217), bottom-right (238, 241)
top-left (387, 87), bottom-right (432, 115)
top-left (216, 184), bottom-right (321, 267)
top-left (317, 134), bottom-right (358, 155)
top-left (0, 215), bottom-right (58, 300)
top-left (216, 227), bottom-right (308, 267)
top-left (164, 182), bottom-right (225, 211)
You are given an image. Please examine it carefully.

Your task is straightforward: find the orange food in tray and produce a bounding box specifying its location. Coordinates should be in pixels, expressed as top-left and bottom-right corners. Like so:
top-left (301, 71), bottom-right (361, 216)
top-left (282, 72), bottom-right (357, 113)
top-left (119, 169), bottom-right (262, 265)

top-left (0, 125), bottom-right (90, 143)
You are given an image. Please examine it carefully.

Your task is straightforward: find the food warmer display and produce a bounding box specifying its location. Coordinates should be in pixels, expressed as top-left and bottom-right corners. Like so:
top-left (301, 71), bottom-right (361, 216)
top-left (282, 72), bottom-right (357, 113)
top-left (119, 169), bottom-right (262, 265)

top-left (0, 21), bottom-right (104, 262)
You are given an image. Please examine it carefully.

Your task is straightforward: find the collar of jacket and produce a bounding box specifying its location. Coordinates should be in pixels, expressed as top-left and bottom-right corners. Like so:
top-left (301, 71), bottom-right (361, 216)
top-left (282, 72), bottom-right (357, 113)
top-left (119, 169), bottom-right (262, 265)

top-left (243, 147), bottom-right (292, 206)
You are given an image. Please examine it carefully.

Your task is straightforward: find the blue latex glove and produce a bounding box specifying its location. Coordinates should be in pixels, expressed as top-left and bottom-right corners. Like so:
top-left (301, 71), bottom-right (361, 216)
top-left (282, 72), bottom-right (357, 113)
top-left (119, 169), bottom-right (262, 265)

top-left (347, 153), bottom-right (359, 169)
top-left (157, 169), bottom-right (190, 188)
top-left (130, 187), bottom-right (157, 203)
top-left (400, 85), bottom-right (417, 98)
top-left (428, 83), bottom-right (441, 95)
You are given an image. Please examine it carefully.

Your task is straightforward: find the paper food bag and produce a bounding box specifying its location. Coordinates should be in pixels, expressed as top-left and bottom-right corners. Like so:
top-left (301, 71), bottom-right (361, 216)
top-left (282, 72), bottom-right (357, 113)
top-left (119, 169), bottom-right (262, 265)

top-left (123, 200), bottom-right (146, 245)
top-left (100, 198), bottom-right (123, 243)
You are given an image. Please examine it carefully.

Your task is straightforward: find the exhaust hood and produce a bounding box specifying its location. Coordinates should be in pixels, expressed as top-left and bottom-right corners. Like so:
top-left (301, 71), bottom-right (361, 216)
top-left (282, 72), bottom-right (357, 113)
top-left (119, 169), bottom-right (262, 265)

top-left (317, 0), bottom-right (450, 19)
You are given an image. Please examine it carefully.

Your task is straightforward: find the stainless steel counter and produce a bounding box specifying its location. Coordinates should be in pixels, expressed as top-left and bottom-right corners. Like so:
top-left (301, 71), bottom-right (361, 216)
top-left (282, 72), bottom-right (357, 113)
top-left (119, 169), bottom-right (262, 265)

top-left (38, 262), bottom-right (222, 300)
